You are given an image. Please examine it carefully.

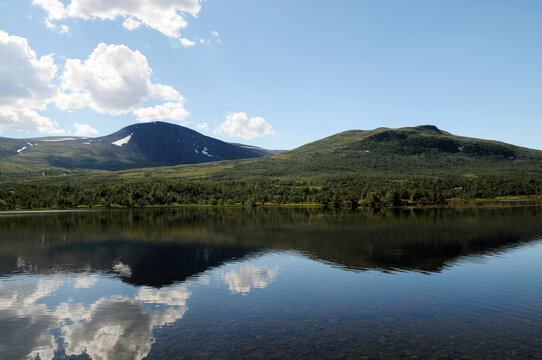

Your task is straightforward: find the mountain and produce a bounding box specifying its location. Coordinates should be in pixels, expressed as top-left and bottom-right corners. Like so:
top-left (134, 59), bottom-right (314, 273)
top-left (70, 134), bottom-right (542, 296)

top-left (2, 125), bottom-right (542, 186)
top-left (113, 125), bottom-right (542, 181)
top-left (0, 122), bottom-right (278, 171)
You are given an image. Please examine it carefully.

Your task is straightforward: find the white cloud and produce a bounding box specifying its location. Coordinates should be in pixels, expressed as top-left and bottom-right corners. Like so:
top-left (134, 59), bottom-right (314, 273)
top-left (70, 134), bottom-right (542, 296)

top-left (0, 31), bottom-right (65, 134)
top-left (211, 30), bottom-right (222, 43)
top-left (122, 17), bottom-right (142, 31)
top-left (58, 43), bottom-right (154, 114)
top-left (217, 112), bottom-right (276, 140)
top-left (149, 83), bottom-right (184, 102)
top-left (0, 31), bottom-right (57, 108)
top-left (74, 122), bottom-right (98, 136)
top-left (199, 30), bottom-right (222, 45)
top-left (197, 122), bottom-right (208, 129)
top-left (45, 18), bottom-right (69, 34)
top-left (33, 0), bottom-right (202, 39)
top-left (57, 43), bottom-right (189, 123)
top-left (0, 107), bottom-right (65, 135)
top-left (0, 33), bottom-right (190, 134)
top-left (32, 0), bottom-right (67, 20)
top-left (133, 102), bottom-right (190, 123)
top-left (60, 24), bottom-right (70, 34)
top-left (180, 38), bottom-right (196, 47)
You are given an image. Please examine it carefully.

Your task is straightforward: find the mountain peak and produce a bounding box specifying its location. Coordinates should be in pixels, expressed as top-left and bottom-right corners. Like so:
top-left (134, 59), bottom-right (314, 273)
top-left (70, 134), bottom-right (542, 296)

top-left (413, 125), bottom-right (441, 133)
top-left (111, 121), bottom-right (194, 136)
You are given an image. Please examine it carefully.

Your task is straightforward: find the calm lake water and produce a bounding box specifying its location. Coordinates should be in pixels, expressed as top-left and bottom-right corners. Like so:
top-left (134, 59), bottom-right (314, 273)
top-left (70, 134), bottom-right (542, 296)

top-left (1, 207), bottom-right (542, 359)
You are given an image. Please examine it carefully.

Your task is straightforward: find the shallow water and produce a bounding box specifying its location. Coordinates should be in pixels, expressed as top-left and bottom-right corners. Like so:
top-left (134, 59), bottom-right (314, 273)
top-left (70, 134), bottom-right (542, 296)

top-left (1, 207), bottom-right (542, 359)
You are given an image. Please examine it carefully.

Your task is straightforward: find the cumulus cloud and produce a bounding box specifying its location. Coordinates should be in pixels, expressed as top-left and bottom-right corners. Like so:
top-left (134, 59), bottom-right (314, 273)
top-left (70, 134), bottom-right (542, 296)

top-left (133, 102), bottom-right (189, 123)
top-left (57, 43), bottom-right (189, 123)
top-left (197, 122), bottom-right (208, 129)
top-left (122, 17), bottom-right (142, 31)
top-left (33, 0), bottom-right (202, 41)
top-left (58, 43), bottom-right (157, 114)
top-left (216, 112), bottom-right (276, 140)
top-left (73, 122), bottom-right (98, 136)
top-left (0, 107), bottom-right (65, 135)
top-left (0, 33), bottom-right (190, 134)
top-left (32, 0), bottom-right (67, 20)
top-left (0, 31), bottom-right (65, 134)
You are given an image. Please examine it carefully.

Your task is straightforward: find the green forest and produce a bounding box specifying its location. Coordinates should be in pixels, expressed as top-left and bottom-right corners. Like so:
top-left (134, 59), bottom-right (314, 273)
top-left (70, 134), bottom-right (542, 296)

top-left (2, 126), bottom-right (542, 210)
top-left (1, 176), bottom-right (541, 210)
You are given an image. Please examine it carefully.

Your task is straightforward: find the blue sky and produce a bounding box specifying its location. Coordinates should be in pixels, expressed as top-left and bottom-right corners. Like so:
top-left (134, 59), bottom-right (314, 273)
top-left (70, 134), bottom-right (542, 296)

top-left (1, 0), bottom-right (541, 150)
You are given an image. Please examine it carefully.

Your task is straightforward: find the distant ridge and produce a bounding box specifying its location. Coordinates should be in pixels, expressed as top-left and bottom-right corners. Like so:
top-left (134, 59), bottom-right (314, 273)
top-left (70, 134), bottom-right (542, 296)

top-left (2, 124), bottom-right (542, 182)
top-left (134, 124), bottom-right (542, 180)
top-left (0, 121), bottom-right (279, 171)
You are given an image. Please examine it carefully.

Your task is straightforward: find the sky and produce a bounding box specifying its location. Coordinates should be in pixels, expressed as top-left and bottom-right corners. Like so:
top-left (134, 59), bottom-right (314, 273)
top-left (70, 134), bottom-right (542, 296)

top-left (1, 0), bottom-right (542, 151)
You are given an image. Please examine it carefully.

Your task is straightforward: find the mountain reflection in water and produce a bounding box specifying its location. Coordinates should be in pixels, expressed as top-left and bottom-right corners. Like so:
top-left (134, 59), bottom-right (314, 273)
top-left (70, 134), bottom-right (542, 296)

top-left (1, 207), bottom-right (542, 359)
top-left (2, 207), bottom-right (542, 278)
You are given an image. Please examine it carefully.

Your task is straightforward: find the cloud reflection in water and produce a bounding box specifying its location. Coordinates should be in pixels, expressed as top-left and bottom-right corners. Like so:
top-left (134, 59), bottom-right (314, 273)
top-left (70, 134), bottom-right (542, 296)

top-left (0, 260), bottom-right (279, 360)
top-left (0, 274), bottom-right (190, 360)
top-left (0, 277), bottom-right (61, 360)
top-left (222, 264), bottom-right (278, 294)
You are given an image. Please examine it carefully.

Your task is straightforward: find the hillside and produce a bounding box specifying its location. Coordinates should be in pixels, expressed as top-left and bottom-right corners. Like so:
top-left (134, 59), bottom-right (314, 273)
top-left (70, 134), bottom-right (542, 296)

top-left (2, 125), bottom-right (542, 208)
top-left (0, 122), bottom-right (277, 171)
top-left (107, 125), bottom-right (542, 182)
top-left (2, 125), bottom-right (542, 187)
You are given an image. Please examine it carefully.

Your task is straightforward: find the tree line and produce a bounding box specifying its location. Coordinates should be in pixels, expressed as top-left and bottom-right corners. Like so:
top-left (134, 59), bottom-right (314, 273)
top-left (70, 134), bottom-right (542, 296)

top-left (1, 176), bottom-right (541, 210)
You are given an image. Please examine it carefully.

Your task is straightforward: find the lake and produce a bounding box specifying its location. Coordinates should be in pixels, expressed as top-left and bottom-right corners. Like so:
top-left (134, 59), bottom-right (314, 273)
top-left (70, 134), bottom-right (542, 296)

top-left (1, 207), bottom-right (542, 359)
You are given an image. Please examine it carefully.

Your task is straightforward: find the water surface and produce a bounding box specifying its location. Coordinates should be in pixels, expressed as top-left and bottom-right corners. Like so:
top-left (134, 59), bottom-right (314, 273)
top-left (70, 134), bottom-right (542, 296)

top-left (1, 207), bottom-right (542, 359)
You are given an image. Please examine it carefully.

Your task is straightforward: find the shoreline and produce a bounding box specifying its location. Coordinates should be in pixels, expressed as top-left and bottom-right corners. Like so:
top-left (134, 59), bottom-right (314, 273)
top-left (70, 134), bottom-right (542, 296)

top-left (1, 199), bottom-right (541, 214)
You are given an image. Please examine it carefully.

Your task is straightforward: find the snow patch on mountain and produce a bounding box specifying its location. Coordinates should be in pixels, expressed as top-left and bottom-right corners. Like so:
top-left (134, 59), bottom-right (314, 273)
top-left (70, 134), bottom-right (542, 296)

top-left (202, 147), bottom-right (213, 157)
top-left (112, 134), bottom-right (133, 147)
top-left (42, 138), bottom-right (77, 142)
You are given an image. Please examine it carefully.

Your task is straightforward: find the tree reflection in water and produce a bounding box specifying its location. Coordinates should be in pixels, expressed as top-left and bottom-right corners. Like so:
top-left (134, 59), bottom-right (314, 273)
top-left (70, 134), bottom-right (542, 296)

top-left (1, 207), bottom-right (542, 359)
